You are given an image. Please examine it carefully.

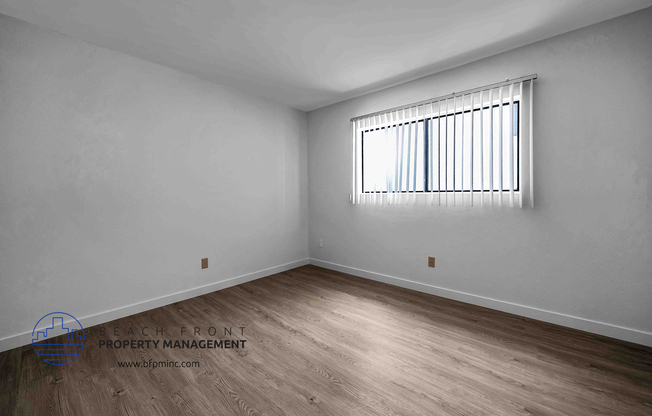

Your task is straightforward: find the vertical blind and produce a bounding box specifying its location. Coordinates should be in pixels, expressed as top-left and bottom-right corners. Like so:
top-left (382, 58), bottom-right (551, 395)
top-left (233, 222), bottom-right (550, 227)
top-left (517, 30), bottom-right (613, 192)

top-left (350, 75), bottom-right (536, 208)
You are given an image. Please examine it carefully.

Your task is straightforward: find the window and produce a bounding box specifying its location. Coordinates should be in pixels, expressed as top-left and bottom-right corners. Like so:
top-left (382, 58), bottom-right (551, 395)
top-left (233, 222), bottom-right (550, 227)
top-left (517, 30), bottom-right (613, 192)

top-left (351, 76), bottom-right (536, 207)
top-left (362, 102), bottom-right (518, 193)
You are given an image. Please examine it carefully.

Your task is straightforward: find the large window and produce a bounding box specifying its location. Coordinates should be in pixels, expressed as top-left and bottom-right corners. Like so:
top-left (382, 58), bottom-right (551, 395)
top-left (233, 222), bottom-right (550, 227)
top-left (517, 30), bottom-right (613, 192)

top-left (351, 76), bottom-right (535, 207)
top-left (362, 102), bottom-right (518, 193)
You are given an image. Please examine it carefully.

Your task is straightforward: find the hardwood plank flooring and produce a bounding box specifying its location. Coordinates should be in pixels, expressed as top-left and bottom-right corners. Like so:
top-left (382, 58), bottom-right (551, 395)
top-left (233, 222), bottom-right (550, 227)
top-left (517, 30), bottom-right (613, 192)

top-left (1, 265), bottom-right (651, 415)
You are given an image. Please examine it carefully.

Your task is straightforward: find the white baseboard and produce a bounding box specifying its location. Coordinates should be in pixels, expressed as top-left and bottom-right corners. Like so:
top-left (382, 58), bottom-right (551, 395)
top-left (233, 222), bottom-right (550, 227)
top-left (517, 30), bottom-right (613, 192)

top-left (309, 258), bottom-right (652, 347)
top-left (0, 258), bottom-right (309, 353)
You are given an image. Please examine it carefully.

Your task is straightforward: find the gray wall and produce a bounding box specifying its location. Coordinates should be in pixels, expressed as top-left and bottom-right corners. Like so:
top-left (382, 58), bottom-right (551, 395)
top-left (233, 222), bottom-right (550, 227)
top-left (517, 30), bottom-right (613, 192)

top-left (1, 7), bottom-right (651, 348)
top-left (308, 8), bottom-right (652, 339)
top-left (0, 14), bottom-right (308, 343)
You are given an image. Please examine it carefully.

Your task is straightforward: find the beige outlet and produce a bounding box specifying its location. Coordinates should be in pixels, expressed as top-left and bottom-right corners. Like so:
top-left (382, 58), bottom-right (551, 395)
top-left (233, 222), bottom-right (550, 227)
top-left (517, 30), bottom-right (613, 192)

top-left (428, 257), bottom-right (435, 268)
top-left (201, 258), bottom-right (208, 269)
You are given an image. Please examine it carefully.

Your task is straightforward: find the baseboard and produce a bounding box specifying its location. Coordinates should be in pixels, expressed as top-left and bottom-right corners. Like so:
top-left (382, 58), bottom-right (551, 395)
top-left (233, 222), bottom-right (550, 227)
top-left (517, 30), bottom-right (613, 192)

top-left (0, 258), bottom-right (310, 353)
top-left (309, 258), bottom-right (652, 347)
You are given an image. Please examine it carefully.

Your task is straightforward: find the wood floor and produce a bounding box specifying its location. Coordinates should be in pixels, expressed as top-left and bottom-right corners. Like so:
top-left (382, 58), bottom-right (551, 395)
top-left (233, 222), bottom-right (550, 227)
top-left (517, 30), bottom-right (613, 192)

top-left (1, 265), bottom-right (651, 415)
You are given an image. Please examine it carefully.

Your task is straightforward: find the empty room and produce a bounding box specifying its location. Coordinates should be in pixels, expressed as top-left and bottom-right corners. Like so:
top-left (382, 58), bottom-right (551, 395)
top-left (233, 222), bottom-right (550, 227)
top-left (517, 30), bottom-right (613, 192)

top-left (1, 0), bottom-right (651, 415)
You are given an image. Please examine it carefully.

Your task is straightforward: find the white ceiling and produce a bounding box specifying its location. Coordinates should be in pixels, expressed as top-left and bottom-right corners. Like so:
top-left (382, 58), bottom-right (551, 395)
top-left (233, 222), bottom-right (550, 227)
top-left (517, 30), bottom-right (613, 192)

top-left (2, 0), bottom-right (651, 111)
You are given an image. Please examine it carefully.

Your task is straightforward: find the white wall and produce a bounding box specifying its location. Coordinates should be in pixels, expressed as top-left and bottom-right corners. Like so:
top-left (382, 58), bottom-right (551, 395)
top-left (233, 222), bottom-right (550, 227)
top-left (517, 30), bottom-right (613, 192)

top-left (0, 14), bottom-right (308, 348)
top-left (308, 8), bottom-right (652, 344)
top-left (2, 7), bottom-right (650, 350)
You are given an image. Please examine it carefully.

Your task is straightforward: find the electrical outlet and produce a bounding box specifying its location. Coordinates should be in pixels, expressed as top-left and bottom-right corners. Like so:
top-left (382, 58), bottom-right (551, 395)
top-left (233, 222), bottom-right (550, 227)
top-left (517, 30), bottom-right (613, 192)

top-left (201, 258), bottom-right (208, 269)
top-left (428, 257), bottom-right (435, 268)
top-left (319, 239), bottom-right (324, 248)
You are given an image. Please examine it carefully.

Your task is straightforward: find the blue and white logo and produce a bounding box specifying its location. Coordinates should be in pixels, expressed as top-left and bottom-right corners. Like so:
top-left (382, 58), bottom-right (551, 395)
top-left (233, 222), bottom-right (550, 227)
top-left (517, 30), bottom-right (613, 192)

top-left (32, 312), bottom-right (85, 365)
